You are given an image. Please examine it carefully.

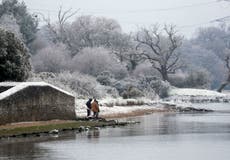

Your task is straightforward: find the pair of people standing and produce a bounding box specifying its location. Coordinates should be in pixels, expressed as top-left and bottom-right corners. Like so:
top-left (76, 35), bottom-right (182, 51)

top-left (86, 98), bottom-right (100, 118)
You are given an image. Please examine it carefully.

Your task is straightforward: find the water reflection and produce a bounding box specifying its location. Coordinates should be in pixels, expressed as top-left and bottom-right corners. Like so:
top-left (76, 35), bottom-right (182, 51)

top-left (0, 140), bottom-right (47, 160)
top-left (1, 107), bottom-right (230, 160)
top-left (86, 130), bottom-right (100, 139)
top-left (0, 132), bottom-right (76, 160)
top-left (129, 112), bottom-right (230, 135)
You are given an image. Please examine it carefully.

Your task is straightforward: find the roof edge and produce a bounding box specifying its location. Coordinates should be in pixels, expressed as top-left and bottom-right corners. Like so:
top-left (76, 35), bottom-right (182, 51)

top-left (0, 81), bottom-right (74, 100)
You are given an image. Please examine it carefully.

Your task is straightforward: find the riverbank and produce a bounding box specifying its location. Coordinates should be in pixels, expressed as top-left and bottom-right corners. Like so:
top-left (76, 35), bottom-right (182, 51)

top-left (75, 94), bottom-right (220, 118)
top-left (166, 88), bottom-right (230, 103)
top-left (2, 106), bottom-right (230, 160)
top-left (1, 88), bottom-right (229, 139)
top-left (0, 102), bottom-right (221, 139)
top-left (0, 97), bottom-right (170, 139)
top-left (75, 98), bottom-right (167, 118)
top-left (0, 119), bottom-right (133, 139)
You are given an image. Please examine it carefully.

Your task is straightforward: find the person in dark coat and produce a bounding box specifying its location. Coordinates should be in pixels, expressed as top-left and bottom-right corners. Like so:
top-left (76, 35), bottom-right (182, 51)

top-left (86, 98), bottom-right (93, 117)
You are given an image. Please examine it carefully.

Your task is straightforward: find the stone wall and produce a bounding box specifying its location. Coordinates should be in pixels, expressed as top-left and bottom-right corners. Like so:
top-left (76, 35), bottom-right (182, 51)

top-left (0, 85), bottom-right (75, 125)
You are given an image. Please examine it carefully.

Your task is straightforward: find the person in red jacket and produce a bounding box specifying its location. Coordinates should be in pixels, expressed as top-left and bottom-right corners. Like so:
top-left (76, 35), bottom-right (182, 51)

top-left (91, 99), bottom-right (99, 118)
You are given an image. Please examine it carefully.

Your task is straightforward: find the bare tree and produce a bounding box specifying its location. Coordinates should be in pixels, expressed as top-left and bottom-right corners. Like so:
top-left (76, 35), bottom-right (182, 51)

top-left (217, 53), bottom-right (230, 92)
top-left (54, 7), bottom-right (78, 44)
top-left (122, 48), bottom-right (144, 72)
top-left (39, 7), bottom-right (78, 54)
top-left (135, 24), bottom-right (183, 81)
top-left (110, 33), bottom-right (132, 62)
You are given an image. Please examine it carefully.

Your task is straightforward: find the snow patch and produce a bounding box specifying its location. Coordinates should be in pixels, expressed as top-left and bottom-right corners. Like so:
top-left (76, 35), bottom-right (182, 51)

top-left (165, 88), bottom-right (230, 104)
top-left (0, 82), bottom-right (21, 87)
top-left (0, 82), bottom-right (74, 100)
top-left (169, 88), bottom-right (227, 97)
top-left (75, 97), bottom-right (160, 117)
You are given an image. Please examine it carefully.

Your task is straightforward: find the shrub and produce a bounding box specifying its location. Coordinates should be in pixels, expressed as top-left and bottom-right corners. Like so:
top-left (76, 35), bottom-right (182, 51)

top-left (71, 47), bottom-right (127, 79)
top-left (132, 62), bottom-right (159, 77)
top-left (169, 73), bottom-right (187, 88)
top-left (186, 69), bottom-right (211, 89)
top-left (29, 71), bottom-right (119, 98)
top-left (32, 43), bottom-right (71, 73)
top-left (121, 86), bottom-right (143, 99)
top-left (51, 71), bottom-right (99, 98)
top-left (150, 80), bottom-right (170, 98)
top-left (139, 76), bottom-right (170, 98)
top-left (96, 71), bottom-right (113, 86)
top-left (113, 77), bottom-right (138, 93)
top-left (169, 69), bottom-right (211, 89)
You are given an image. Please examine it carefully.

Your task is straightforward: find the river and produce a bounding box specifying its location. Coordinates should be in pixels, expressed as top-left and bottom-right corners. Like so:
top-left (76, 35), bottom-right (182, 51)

top-left (0, 103), bottom-right (230, 160)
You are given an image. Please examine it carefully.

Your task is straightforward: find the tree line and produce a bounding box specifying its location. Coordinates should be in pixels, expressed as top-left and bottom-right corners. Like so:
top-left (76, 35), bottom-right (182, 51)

top-left (0, 0), bottom-right (229, 98)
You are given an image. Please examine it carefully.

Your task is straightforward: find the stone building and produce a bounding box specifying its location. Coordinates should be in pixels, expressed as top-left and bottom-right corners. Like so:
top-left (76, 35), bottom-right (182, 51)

top-left (0, 82), bottom-right (75, 125)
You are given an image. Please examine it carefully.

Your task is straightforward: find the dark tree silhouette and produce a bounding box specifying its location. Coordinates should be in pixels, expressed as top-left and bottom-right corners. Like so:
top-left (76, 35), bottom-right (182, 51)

top-left (0, 29), bottom-right (31, 81)
top-left (135, 24), bottom-right (183, 81)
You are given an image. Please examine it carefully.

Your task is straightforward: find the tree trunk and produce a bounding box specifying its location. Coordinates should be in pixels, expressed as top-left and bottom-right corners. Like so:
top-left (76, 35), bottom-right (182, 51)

top-left (161, 67), bottom-right (169, 81)
top-left (217, 82), bottom-right (229, 92)
top-left (217, 73), bottom-right (230, 92)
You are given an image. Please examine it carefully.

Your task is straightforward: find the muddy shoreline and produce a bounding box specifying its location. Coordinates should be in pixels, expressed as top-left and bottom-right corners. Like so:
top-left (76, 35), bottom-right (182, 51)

top-left (0, 104), bottom-right (214, 139)
top-left (0, 118), bottom-right (139, 139)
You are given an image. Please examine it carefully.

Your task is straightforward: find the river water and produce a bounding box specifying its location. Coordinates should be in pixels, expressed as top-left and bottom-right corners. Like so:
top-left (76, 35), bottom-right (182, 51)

top-left (0, 103), bottom-right (230, 160)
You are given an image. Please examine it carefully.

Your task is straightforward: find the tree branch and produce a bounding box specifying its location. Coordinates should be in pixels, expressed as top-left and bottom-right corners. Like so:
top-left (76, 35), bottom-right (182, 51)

top-left (166, 54), bottom-right (180, 71)
top-left (58, 7), bottom-right (79, 26)
top-left (135, 29), bottom-right (161, 56)
top-left (225, 55), bottom-right (230, 70)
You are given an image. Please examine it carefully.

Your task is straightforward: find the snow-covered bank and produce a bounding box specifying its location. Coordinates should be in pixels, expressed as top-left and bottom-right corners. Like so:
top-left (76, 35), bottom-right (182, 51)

top-left (75, 98), bottom-right (165, 118)
top-left (166, 88), bottom-right (230, 103)
top-left (170, 88), bottom-right (227, 96)
top-left (75, 88), bottom-right (230, 118)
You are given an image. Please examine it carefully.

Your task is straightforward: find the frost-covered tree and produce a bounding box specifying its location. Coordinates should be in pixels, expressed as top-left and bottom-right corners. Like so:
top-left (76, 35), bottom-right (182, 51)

top-left (194, 25), bottom-right (230, 91)
top-left (217, 52), bottom-right (230, 92)
top-left (0, 28), bottom-right (31, 81)
top-left (0, 14), bottom-right (22, 39)
top-left (132, 62), bottom-right (160, 78)
top-left (29, 71), bottom-right (118, 98)
top-left (125, 48), bottom-right (145, 72)
top-left (32, 43), bottom-right (71, 73)
top-left (42, 13), bottom-right (132, 59)
top-left (186, 69), bottom-right (211, 89)
top-left (180, 41), bottom-right (224, 89)
top-left (195, 26), bottom-right (228, 60)
top-left (29, 28), bottom-right (51, 54)
top-left (0, 0), bottom-right (38, 46)
top-left (71, 47), bottom-right (127, 79)
top-left (96, 71), bottom-right (113, 86)
top-left (110, 33), bottom-right (132, 62)
top-left (41, 7), bottom-right (77, 54)
top-left (68, 15), bottom-right (123, 55)
top-left (135, 24), bottom-right (183, 81)
top-left (138, 76), bottom-right (170, 98)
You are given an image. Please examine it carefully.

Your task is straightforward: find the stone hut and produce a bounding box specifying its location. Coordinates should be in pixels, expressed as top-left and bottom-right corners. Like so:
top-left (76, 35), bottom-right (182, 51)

top-left (0, 82), bottom-right (75, 125)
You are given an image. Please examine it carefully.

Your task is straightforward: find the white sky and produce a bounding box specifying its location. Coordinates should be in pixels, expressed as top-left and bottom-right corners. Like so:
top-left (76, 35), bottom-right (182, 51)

top-left (18, 0), bottom-right (230, 38)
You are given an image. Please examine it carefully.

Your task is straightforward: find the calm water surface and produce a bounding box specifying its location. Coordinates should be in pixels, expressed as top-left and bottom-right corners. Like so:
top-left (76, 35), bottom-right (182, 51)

top-left (0, 103), bottom-right (230, 160)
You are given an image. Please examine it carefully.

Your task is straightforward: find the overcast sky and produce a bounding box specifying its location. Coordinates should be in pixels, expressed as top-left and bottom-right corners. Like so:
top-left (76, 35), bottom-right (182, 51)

top-left (19, 0), bottom-right (230, 38)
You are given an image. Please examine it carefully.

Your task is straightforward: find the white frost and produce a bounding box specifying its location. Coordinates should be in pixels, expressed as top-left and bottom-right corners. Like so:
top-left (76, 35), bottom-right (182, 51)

top-left (0, 82), bottom-right (74, 100)
top-left (169, 88), bottom-right (227, 97)
top-left (75, 97), bottom-right (160, 117)
top-left (165, 88), bottom-right (230, 105)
